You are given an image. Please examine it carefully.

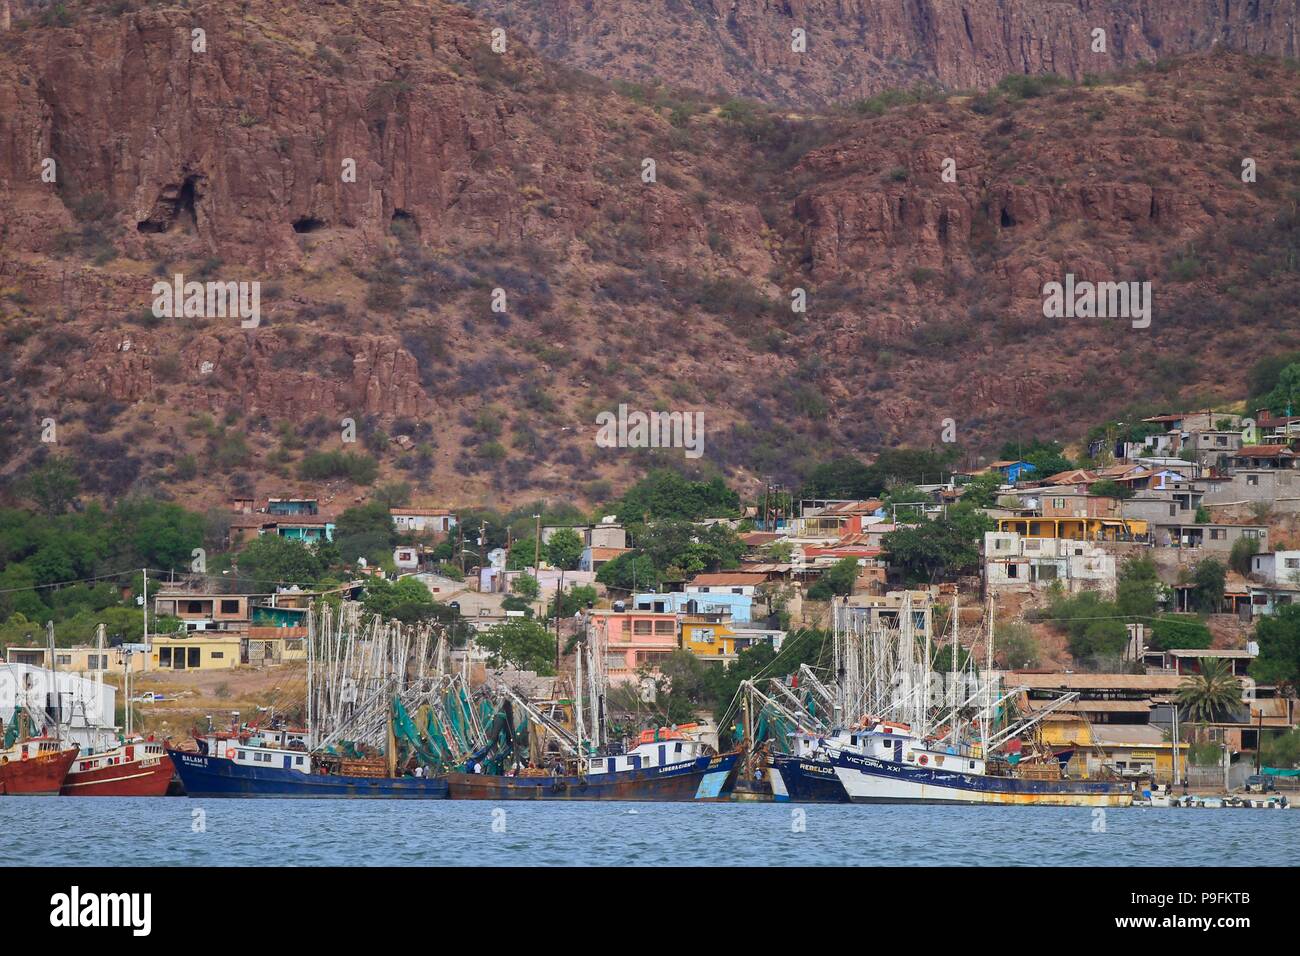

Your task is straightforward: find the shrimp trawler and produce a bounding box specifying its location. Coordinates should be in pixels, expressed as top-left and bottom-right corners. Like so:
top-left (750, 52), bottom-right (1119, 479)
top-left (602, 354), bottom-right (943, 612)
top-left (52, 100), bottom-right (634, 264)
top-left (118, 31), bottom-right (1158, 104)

top-left (171, 606), bottom-right (453, 798)
top-left (744, 593), bottom-right (1133, 807)
top-left (444, 641), bottom-right (739, 801)
top-left (0, 734), bottom-right (79, 796)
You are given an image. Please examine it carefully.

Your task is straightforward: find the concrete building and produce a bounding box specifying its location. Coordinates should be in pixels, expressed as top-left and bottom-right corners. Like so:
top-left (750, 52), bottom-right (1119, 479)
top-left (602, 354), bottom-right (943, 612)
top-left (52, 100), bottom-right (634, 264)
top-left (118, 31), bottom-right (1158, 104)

top-left (984, 532), bottom-right (1116, 595)
top-left (1249, 550), bottom-right (1300, 585)
top-left (587, 610), bottom-right (679, 686)
top-left (390, 508), bottom-right (457, 534)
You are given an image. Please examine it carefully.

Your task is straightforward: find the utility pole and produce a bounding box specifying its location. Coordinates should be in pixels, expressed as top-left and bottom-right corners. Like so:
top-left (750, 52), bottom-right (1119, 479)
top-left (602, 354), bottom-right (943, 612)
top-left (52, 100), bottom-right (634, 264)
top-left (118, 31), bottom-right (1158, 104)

top-left (141, 567), bottom-right (149, 672)
top-left (532, 513), bottom-right (542, 617)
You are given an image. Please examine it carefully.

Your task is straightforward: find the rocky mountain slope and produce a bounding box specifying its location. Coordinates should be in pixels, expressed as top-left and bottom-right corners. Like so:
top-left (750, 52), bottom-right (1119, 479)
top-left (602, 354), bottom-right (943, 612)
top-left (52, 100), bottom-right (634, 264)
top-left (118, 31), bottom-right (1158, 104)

top-left (0, 0), bottom-right (1297, 512)
top-left (459, 0), bottom-right (1300, 107)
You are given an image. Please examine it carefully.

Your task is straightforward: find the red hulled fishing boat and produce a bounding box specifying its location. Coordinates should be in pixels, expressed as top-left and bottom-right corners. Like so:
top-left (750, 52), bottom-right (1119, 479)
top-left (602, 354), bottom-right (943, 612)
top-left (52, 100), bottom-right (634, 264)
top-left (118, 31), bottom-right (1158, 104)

top-left (0, 737), bottom-right (79, 795)
top-left (60, 737), bottom-right (174, 796)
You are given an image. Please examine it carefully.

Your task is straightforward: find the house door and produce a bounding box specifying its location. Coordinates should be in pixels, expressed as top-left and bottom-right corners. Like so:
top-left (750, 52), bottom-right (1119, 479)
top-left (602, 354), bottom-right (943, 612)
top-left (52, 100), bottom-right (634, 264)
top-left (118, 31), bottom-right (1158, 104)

top-left (284, 755), bottom-right (293, 770)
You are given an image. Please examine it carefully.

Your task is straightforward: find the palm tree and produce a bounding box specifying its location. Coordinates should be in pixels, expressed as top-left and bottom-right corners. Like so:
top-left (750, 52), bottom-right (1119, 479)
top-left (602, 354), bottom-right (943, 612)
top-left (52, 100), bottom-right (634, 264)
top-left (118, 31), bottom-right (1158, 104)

top-left (1177, 659), bottom-right (1242, 724)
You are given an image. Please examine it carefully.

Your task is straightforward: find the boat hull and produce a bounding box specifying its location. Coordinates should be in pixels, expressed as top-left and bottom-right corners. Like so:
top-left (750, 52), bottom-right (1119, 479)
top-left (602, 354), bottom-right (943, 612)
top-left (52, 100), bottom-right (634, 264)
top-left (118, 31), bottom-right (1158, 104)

top-left (169, 750), bottom-right (449, 798)
top-left (830, 751), bottom-right (1133, 806)
top-left (61, 752), bottom-right (175, 797)
top-left (0, 746), bottom-right (78, 796)
top-left (446, 752), bottom-right (738, 801)
top-left (769, 753), bottom-right (849, 803)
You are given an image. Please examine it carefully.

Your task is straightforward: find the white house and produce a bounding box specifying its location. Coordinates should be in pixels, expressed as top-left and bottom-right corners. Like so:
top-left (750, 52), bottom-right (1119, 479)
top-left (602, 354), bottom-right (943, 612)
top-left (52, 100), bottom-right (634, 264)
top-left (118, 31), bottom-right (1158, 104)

top-left (1250, 550), bottom-right (1300, 586)
top-left (390, 508), bottom-right (457, 534)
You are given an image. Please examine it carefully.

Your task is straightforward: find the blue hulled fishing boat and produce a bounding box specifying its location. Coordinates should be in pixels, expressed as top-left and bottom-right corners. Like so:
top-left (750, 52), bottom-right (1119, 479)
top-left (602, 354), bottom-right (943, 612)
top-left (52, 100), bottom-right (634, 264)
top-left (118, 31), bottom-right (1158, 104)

top-left (171, 728), bottom-right (448, 799)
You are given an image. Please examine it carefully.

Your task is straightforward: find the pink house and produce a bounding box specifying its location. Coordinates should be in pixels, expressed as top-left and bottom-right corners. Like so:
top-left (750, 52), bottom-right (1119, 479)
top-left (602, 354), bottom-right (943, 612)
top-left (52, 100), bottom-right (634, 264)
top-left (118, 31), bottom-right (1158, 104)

top-left (587, 610), bottom-right (679, 686)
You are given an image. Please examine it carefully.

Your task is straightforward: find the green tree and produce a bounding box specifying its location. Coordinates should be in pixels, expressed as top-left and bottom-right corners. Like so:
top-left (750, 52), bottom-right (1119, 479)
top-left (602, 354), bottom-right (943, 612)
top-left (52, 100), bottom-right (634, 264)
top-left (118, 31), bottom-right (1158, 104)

top-left (1177, 659), bottom-right (1242, 723)
top-left (477, 617), bottom-right (555, 673)
top-left (882, 504), bottom-right (993, 583)
top-left (549, 584), bottom-right (597, 618)
top-left (959, 471), bottom-right (1003, 507)
top-left (1229, 536), bottom-right (1260, 576)
top-left (596, 551), bottom-right (660, 591)
top-left (24, 457), bottom-right (79, 516)
top-left (613, 470), bottom-right (739, 524)
top-left (1252, 604), bottom-right (1300, 689)
top-left (1088, 478), bottom-right (1133, 500)
top-left (545, 527), bottom-right (584, 571)
top-left (334, 501), bottom-right (397, 567)
top-left (1116, 555), bottom-right (1161, 620)
top-left (996, 621), bottom-right (1040, 668)
top-left (236, 535), bottom-right (326, 587)
top-left (1148, 614), bottom-right (1213, 651)
top-left (361, 576), bottom-right (438, 622)
top-left (807, 557), bottom-right (859, 600)
top-left (1258, 361), bottom-right (1300, 416)
top-left (1187, 559), bottom-right (1226, 613)
top-left (511, 573), bottom-right (540, 601)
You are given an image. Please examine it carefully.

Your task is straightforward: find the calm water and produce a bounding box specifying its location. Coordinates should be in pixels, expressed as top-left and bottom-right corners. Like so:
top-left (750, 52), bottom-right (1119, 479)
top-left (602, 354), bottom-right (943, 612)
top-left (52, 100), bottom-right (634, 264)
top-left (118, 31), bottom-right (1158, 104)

top-left (2, 798), bottom-right (1295, 866)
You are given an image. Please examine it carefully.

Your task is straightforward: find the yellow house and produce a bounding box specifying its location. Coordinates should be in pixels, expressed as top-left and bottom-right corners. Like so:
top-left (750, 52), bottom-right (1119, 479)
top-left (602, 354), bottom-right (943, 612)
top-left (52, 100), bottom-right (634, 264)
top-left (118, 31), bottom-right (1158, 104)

top-left (681, 616), bottom-right (737, 665)
top-left (151, 634), bottom-right (240, 671)
top-left (997, 516), bottom-right (1147, 541)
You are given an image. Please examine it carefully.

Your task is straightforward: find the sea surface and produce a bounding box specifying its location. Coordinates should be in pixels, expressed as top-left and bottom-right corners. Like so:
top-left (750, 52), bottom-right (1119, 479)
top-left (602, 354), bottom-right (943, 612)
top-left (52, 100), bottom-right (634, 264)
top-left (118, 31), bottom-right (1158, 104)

top-left (4, 798), bottom-right (1296, 866)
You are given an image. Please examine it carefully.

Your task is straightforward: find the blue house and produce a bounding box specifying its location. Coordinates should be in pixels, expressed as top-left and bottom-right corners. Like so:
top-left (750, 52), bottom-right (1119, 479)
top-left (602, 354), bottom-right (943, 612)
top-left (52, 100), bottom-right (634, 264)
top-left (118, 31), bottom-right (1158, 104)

top-left (991, 460), bottom-right (1036, 482)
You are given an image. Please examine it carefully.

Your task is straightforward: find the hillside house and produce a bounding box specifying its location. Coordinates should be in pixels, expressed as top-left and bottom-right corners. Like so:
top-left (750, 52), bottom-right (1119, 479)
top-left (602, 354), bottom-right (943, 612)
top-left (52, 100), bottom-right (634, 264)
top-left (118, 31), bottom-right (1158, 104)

top-left (390, 507), bottom-right (457, 534)
top-left (1228, 445), bottom-right (1297, 470)
top-left (984, 531), bottom-right (1117, 595)
top-left (587, 610), bottom-right (679, 686)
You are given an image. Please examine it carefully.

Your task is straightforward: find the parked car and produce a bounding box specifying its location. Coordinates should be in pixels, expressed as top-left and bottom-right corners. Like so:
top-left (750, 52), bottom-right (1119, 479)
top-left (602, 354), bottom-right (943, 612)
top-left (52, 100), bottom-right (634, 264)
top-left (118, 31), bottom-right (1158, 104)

top-left (1244, 774), bottom-right (1278, 793)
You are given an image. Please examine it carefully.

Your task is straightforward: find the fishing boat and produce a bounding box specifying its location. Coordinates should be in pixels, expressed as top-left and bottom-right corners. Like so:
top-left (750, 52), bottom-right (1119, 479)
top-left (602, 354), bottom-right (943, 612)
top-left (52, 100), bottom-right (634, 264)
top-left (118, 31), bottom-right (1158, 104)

top-left (0, 736), bottom-right (80, 796)
top-left (768, 732), bottom-right (851, 803)
top-left (60, 737), bottom-right (174, 797)
top-left (823, 721), bottom-right (1133, 806)
top-left (740, 592), bottom-right (1134, 807)
top-left (446, 727), bottom-right (738, 801)
top-left (171, 727), bottom-right (448, 798)
top-left (173, 605), bottom-right (459, 798)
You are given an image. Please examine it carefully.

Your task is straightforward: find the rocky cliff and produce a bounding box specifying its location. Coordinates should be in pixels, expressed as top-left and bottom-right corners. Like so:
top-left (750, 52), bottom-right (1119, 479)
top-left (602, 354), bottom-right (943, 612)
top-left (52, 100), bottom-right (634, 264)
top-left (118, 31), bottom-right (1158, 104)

top-left (459, 0), bottom-right (1300, 107)
top-left (0, 0), bottom-right (1297, 510)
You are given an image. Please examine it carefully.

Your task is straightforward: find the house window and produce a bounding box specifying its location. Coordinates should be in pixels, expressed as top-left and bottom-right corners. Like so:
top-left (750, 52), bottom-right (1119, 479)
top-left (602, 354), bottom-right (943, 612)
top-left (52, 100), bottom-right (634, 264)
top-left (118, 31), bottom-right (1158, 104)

top-left (188, 647), bottom-right (201, 667)
top-left (1210, 529), bottom-right (1226, 540)
top-left (220, 600), bottom-right (240, 614)
top-left (159, 648), bottom-right (172, 666)
top-left (1247, 474), bottom-right (1259, 486)
top-left (211, 652), bottom-right (224, 660)
top-left (632, 621), bottom-right (652, 636)
top-left (654, 621), bottom-right (675, 635)
top-left (731, 588), bottom-right (744, 595)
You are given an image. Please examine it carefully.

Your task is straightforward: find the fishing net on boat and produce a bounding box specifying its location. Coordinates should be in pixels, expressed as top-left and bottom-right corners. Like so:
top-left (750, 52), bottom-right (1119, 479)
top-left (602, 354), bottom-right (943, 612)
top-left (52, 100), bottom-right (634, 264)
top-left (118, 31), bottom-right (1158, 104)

top-left (2, 707), bottom-right (19, 749)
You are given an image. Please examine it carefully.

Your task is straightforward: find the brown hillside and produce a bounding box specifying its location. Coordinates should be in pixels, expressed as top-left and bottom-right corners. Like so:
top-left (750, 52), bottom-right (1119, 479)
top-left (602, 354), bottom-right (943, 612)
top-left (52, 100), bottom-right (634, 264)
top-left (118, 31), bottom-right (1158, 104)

top-left (0, 0), bottom-right (1298, 513)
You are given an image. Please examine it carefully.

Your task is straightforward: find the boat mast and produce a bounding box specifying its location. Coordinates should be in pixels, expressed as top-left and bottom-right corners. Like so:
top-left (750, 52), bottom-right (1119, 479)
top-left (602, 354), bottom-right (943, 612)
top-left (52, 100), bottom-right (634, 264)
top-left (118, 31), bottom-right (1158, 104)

top-left (949, 588), bottom-right (959, 747)
top-left (832, 597), bottom-right (844, 727)
top-left (982, 593), bottom-right (994, 755)
top-left (47, 620), bottom-right (60, 746)
top-left (921, 592), bottom-right (932, 739)
top-left (306, 608), bottom-right (315, 749)
top-left (575, 639), bottom-right (585, 757)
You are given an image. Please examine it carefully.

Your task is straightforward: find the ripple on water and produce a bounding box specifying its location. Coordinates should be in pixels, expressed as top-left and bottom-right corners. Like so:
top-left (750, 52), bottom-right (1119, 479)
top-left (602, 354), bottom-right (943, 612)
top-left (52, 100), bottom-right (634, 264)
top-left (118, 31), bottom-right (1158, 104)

top-left (0, 798), bottom-right (1294, 866)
